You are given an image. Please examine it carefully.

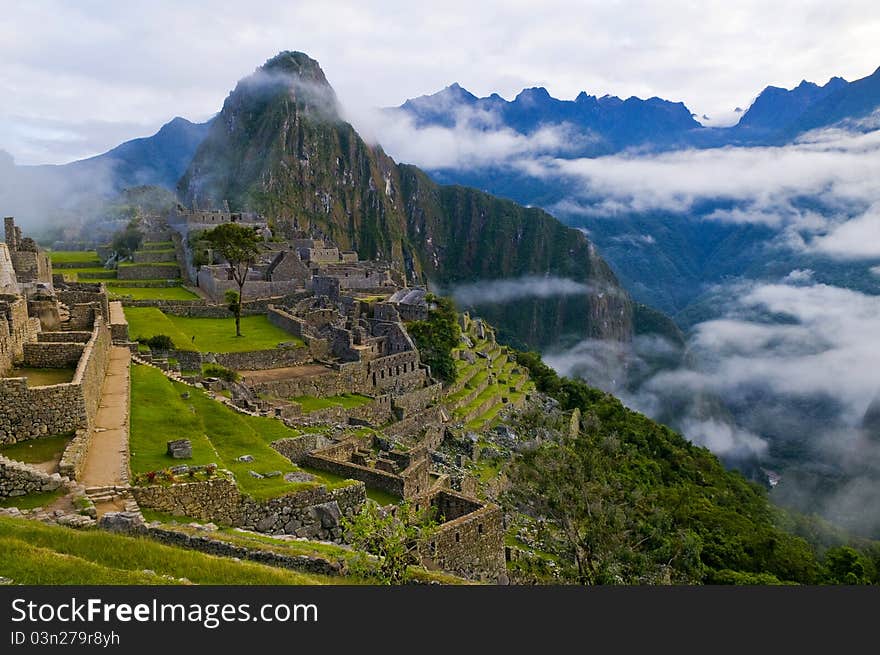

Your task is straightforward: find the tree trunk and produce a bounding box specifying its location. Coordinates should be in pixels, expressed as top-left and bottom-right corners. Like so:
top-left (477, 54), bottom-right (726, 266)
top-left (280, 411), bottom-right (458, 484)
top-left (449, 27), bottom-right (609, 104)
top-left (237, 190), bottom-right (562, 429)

top-left (236, 279), bottom-right (244, 337)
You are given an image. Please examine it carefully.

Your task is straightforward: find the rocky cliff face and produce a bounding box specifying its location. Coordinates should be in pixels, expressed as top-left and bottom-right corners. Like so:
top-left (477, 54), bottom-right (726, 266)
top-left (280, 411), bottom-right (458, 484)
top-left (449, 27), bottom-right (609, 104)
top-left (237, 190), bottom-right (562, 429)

top-left (178, 51), bottom-right (636, 348)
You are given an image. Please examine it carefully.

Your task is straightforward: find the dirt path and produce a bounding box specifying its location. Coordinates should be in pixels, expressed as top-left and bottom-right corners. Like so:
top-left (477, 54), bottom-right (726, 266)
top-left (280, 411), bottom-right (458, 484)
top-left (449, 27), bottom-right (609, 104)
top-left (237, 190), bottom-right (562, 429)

top-left (240, 363), bottom-right (331, 383)
top-left (80, 346), bottom-right (131, 488)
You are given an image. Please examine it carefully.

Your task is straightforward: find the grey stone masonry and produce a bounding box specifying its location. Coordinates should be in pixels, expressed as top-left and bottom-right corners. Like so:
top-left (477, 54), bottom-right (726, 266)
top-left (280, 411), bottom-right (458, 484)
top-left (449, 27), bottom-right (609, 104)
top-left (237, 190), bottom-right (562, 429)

top-left (0, 454), bottom-right (66, 499)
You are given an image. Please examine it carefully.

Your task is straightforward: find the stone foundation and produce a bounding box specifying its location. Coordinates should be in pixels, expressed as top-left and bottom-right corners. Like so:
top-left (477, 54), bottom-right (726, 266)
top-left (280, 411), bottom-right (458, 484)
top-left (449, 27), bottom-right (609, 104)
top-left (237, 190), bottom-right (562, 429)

top-left (131, 477), bottom-right (366, 543)
top-left (0, 454), bottom-right (65, 499)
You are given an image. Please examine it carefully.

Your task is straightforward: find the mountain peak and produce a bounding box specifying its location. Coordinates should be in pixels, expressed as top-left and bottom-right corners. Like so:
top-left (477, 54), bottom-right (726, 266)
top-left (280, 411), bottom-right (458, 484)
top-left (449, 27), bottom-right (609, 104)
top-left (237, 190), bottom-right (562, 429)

top-left (260, 50), bottom-right (327, 81)
top-left (228, 50), bottom-right (340, 121)
top-left (514, 86), bottom-right (552, 103)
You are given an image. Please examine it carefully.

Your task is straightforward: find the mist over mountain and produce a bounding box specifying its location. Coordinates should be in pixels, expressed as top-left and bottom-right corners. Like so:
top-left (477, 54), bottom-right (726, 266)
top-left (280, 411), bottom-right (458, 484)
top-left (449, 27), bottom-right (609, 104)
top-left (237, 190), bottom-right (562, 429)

top-left (177, 51), bottom-right (668, 351)
top-left (0, 116), bottom-right (210, 227)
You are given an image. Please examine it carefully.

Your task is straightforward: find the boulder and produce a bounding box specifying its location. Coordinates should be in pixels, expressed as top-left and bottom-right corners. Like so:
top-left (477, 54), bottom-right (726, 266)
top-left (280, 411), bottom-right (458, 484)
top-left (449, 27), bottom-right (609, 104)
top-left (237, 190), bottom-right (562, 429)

top-left (99, 511), bottom-right (144, 534)
top-left (284, 471), bottom-right (316, 483)
top-left (166, 439), bottom-right (192, 459)
top-left (309, 501), bottom-right (342, 529)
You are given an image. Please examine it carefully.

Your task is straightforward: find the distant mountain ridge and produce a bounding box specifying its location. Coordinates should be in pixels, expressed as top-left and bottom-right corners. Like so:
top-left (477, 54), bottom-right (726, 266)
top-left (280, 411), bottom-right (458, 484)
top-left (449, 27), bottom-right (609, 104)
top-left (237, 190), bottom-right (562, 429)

top-left (392, 65), bottom-right (880, 150)
top-left (398, 82), bottom-right (701, 155)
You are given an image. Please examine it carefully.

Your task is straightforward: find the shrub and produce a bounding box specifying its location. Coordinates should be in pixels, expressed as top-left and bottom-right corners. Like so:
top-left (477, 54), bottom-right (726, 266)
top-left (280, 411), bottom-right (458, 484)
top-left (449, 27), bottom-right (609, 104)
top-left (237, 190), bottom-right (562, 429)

top-left (145, 334), bottom-right (175, 351)
top-left (202, 363), bottom-right (239, 382)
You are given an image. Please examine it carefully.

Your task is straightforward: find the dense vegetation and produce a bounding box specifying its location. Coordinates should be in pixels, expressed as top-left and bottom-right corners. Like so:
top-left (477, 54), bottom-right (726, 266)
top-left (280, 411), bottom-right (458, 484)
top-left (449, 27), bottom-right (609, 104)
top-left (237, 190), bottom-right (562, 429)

top-left (509, 351), bottom-right (880, 584)
top-left (406, 295), bottom-right (460, 384)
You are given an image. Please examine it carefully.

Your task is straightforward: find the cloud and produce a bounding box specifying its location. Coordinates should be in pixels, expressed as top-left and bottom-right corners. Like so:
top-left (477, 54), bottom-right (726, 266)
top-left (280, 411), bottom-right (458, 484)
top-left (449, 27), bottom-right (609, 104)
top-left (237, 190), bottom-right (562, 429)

top-left (5, 1), bottom-right (880, 164)
top-left (352, 105), bottom-right (588, 169)
top-left (783, 269), bottom-right (814, 283)
top-left (659, 282), bottom-right (880, 421)
top-left (446, 275), bottom-right (598, 306)
top-left (810, 204), bottom-right (880, 259)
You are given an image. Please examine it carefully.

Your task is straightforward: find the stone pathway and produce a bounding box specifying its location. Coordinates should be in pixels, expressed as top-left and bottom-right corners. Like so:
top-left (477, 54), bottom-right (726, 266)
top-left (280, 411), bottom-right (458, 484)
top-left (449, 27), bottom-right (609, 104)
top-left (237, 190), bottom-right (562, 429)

top-left (80, 347), bottom-right (131, 510)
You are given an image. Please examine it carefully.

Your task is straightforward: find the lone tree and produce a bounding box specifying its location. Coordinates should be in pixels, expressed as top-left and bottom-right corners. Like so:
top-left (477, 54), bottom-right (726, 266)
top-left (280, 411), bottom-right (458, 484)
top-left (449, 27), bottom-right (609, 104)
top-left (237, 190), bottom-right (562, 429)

top-left (203, 223), bottom-right (262, 337)
top-left (111, 219), bottom-right (143, 259)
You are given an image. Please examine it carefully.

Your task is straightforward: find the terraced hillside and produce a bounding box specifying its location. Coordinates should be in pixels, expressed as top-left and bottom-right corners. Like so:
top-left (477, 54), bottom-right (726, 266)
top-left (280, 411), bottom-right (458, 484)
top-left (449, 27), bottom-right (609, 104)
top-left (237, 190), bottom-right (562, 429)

top-left (49, 248), bottom-right (197, 300)
top-left (444, 322), bottom-right (535, 432)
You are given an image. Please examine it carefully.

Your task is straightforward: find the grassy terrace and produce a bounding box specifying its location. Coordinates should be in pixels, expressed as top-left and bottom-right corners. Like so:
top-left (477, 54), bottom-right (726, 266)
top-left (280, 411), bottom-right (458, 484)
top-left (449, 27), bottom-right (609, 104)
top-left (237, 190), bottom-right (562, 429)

top-left (0, 433), bottom-right (72, 464)
top-left (109, 286), bottom-right (199, 300)
top-left (48, 250), bottom-right (102, 265)
top-left (0, 516), bottom-right (343, 584)
top-left (130, 365), bottom-right (354, 500)
top-left (125, 307), bottom-right (303, 352)
top-left (142, 241), bottom-right (174, 250)
top-left (0, 489), bottom-right (65, 510)
top-left (293, 393), bottom-right (373, 413)
top-left (445, 328), bottom-right (533, 431)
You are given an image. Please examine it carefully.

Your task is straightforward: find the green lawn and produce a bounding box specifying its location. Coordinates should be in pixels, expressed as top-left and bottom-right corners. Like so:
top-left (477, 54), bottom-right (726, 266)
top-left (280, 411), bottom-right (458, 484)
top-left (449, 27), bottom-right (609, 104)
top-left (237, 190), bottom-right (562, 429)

top-left (293, 394), bottom-right (373, 413)
top-left (124, 307), bottom-right (303, 353)
top-left (48, 250), bottom-right (101, 265)
top-left (109, 286), bottom-right (199, 300)
top-left (142, 241), bottom-right (174, 250)
top-left (0, 516), bottom-right (339, 584)
top-left (0, 488), bottom-right (65, 510)
top-left (0, 433), bottom-right (72, 464)
top-left (130, 365), bottom-right (351, 500)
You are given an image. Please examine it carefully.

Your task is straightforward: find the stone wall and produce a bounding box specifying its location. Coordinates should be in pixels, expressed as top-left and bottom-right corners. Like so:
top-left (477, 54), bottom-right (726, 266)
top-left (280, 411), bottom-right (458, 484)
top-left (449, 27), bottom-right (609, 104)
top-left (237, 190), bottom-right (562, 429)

top-left (196, 267), bottom-right (301, 301)
top-left (132, 477), bottom-right (366, 542)
top-left (391, 383), bottom-right (442, 418)
top-left (303, 453), bottom-right (404, 500)
top-left (0, 294), bottom-right (40, 375)
top-left (37, 331), bottom-right (91, 343)
top-left (23, 341), bottom-right (84, 368)
top-left (133, 249), bottom-right (176, 264)
top-left (0, 454), bottom-right (65, 499)
top-left (109, 301), bottom-right (129, 343)
top-left (131, 477), bottom-right (242, 525)
top-left (0, 319), bottom-right (111, 444)
top-left (57, 284), bottom-right (110, 323)
top-left (419, 490), bottom-right (505, 582)
top-left (117, 263), bottom-right (180, 280)
top-left (58, 428), bottom-right (91, 480)
top-left (298, 394), bottom-right (394, 427)
top-left (147, 526), bottom-right (342, 577)
top-left (267, 304), bottom-right (305, 336)
top-left (237, 483), bottom-right (364, 541)
top-left (212, 346), bottom-right (311, 371)
top-left (270, 433), bottom-right (334, 464)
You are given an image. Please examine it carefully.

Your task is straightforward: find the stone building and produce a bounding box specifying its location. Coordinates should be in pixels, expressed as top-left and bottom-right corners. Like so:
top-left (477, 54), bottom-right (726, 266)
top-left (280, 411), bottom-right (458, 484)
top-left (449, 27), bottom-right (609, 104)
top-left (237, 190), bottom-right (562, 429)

top-left (0, 218), bottom-right (122, 443)
top-left (3, 217), bottom-right (52, 291)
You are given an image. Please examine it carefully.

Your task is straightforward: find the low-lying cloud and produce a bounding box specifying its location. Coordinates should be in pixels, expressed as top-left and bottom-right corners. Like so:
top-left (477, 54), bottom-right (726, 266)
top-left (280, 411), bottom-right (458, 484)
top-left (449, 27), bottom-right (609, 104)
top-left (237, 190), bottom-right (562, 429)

top-left (446, 275), bottom-right (595, 306)
top-left (354, 105), bottom-right (588, 170)
top-left (544, 277), bottom-right (880, 534)
top-left (365, 103), bottom-right (880, 263)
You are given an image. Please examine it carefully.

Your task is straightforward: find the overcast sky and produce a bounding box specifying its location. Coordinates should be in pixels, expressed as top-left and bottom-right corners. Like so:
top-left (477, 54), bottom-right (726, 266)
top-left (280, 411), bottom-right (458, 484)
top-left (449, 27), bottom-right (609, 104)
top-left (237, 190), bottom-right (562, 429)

top-left (2, 0), bottom-right (880, 165)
